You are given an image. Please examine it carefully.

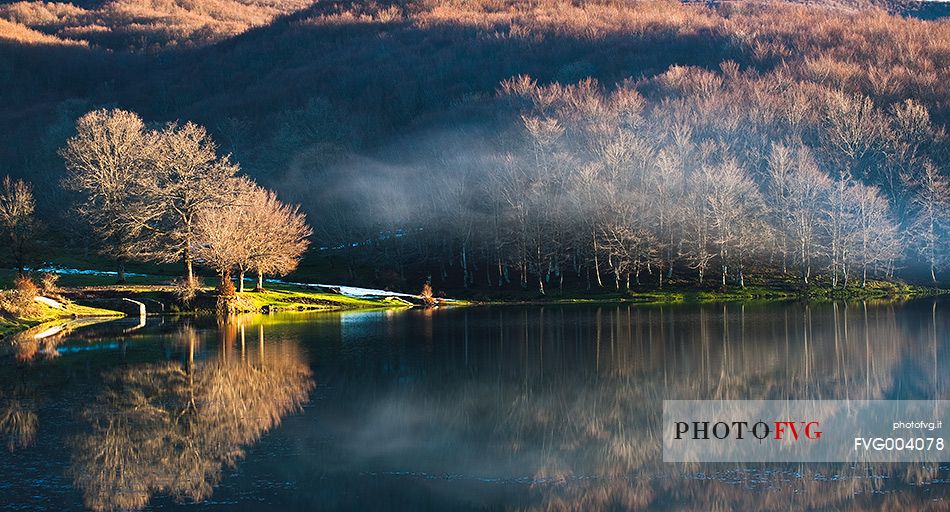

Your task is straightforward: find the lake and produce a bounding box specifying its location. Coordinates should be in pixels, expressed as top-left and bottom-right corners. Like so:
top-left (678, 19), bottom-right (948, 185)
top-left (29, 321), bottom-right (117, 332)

top-left (2, 300), bottom-right (949, 511)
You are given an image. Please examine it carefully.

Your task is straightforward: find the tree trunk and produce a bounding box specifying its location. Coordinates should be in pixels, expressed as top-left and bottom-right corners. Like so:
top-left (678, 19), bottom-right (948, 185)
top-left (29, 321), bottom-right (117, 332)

top-left (536, 244), bottom-right (544, 294)
top-left (238, 270), bottom-right (245, 293)
top-left (186, 258), bottom-right (194, 285)
top-left (256, 270), bottom-right (264, 291)
top-left (592, 233), bottom-right (603, 287)
top-left (931, 219), bottom-right (937, 285)
top-left (801, 236), bottom-right (808, 284)
top-left (461, 243), bottom-right (469, 288)
top-left (668, 230), bottom-right (675, 278)
top-left (116, 259), bottom-right (127, 284)
top-left (221, 270), bottom-right (230, 289)
top-left (12, 235), bottom-right (24, 273)
top-left (183, 221), bottom-right (195, 285)
top-left (216, 269), bottom-right (236, 315)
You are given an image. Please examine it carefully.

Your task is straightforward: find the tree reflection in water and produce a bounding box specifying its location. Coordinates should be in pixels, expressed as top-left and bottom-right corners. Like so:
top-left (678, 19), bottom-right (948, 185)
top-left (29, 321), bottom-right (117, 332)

top-left (8, 317), bottom-right (115, 362)
top-left (508, 302), bottom-right (949, 510)
top-left (1, 301), bottom-right (946, 511)
top-left (0, 386), bottom-right (37, 451)
top-left (318, 302), bottom-right (948, 511)
top-left (69, 319), bottom-right (314, 512)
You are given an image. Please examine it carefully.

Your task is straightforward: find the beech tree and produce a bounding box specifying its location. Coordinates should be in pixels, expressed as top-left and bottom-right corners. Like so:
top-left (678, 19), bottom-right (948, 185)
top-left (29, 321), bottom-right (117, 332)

top-left (192, 179), bottom-right (311, 293)
top-left (908, 162), bottom-right (950, 284)
top-left (62, 110), bottom-right (241, 284)
top-left (766, 144), bottom-right (795, 273)
top-left (824, 175), bottom-right (859, 287)
top-left (783, 149), bottom-right (831, 284)
top-left (850, 183), bottom-right (902, 287)
top-left (60, 109), bottom-right (154, 282)
top-left (193, 194), bottom-right (252, 294)
top-left (682, 161), bottom-right (715, 284)
top-left (704, 160), bottom-right (763, 287)
top-left (245, 187), bottom-right (312, 291)
top-left (149, 122), bottom-right (241, 284)
top-left (821, 91), bottom-right (887, 177)
top-left (0, 176), bottom-right (36, 273)
top-left (56, 64), bottom-right (950, 295)
top-left (598, 185), bottom-right (654, 289)
top-left (650, 149), bottom-right (683, 286)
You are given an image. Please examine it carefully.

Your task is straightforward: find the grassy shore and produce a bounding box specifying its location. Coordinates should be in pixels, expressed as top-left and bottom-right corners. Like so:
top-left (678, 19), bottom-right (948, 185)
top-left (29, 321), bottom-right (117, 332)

top-left (1, 263), bottom-right (944, 340)
top-left (231, 285), bottom-right (415, 312)
top-left (51, 282), bottom-right (413, 313)
top-left (457, 277), bottom-right (944, 306)
top-left (0, 262), bottom-right (418, 339)
top-left (0, 284), bottom-right (410, 340)
top-left (0, 298), bottom-right (124, 340)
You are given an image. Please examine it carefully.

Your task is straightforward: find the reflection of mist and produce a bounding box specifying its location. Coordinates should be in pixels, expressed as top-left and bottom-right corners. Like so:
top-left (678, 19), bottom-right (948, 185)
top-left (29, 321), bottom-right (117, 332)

top-left (2, 301), bottom-right (946, 510)
top-left (68, 321), bottom-right (314, 512)
top-left (300, 300), bottom-right (949, 511)
top-left (340, 310), bottom-right (391, 340)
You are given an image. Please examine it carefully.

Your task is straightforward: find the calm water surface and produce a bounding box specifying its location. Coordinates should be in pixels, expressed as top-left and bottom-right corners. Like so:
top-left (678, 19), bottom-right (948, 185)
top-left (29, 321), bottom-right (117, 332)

top-left (2, 300), bottom-right (949, 511)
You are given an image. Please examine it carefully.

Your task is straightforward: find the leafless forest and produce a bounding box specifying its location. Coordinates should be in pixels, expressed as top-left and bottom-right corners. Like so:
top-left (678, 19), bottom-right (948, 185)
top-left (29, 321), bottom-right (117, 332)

top-left (1, 0), bottom-right (948, 292)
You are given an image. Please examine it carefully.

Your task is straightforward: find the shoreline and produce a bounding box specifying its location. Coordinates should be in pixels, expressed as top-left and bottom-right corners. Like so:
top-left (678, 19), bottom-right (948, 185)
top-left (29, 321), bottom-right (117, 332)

top-left (0, 300), bottom-right (125, 340)
top-left (2, 279), bottom-right (945, 341)
top-left (452, 282), bottom-right (947, 307)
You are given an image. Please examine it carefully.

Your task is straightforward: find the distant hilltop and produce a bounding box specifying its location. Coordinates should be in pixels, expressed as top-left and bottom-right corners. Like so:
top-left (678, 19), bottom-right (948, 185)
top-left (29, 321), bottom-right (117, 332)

top-left (0, 0), bottom-right (947, 51)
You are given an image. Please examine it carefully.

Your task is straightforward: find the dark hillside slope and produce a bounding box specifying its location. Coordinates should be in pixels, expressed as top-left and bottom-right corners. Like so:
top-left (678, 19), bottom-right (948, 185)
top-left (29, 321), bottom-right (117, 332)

top-left (0, 0), bottom-right (947, 290)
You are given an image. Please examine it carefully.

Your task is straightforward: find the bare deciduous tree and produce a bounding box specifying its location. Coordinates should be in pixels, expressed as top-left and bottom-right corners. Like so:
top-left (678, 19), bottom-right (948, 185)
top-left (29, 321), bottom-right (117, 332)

top-left (62, 111), bottom-right (241, 285)
top-left (150, 122), bottom-right (241, 284)
top-left (849, 182), bottom-right (902, 287)
top-left (0, 176), bottom-right (36, 273)
top-left (783, 148), bottom-right (831, 284)
top-left (193, 193), bottom-right (252, 294)
top-left (60, 109), bottom-right (154, 282)
top-left (192, 178), bottom-right (311, 294)
top-left (245, 186), bottom-right (312, 291)
top-left (907, 162), bottom-right (949, 284)
top-left (704, 160), bottom-right (763, 287)
top-left (308, 72), bottom-right (949, 293)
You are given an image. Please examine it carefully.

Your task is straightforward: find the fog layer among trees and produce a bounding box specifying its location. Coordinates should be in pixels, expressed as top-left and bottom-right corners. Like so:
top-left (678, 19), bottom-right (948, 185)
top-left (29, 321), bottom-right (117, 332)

top-left (351, 72), bottom-right (943, 293)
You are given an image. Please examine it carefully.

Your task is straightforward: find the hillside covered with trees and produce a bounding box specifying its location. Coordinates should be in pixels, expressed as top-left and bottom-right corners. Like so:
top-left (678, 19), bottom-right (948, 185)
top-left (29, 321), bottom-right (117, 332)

top-left (1, 0), bottom-right (949, 294)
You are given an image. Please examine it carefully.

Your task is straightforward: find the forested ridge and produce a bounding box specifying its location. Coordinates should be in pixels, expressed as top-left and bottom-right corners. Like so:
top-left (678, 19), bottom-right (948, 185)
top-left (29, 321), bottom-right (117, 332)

top-left (1, 0), bottom-right (949, 293)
